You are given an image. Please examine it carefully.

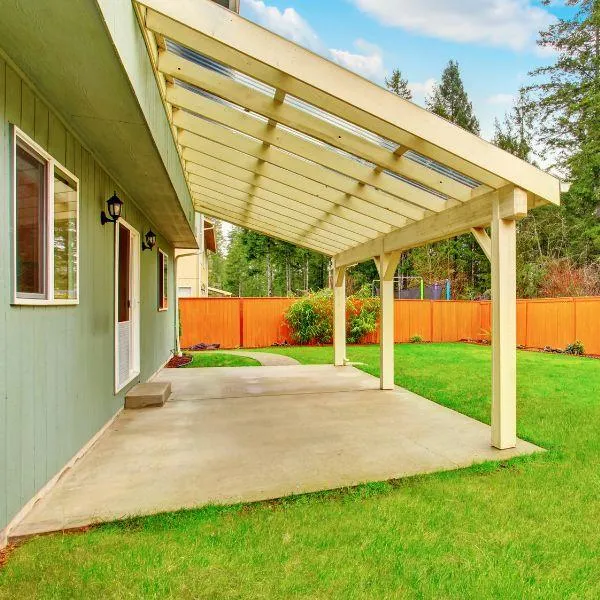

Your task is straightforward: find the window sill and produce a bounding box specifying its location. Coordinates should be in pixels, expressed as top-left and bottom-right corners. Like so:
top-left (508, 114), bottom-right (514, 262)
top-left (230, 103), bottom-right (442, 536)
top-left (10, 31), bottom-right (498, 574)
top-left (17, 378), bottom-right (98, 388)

top-left (12, 298), bottom-right (79, 306)
top-left (158, 307), bottom-right (169, 312)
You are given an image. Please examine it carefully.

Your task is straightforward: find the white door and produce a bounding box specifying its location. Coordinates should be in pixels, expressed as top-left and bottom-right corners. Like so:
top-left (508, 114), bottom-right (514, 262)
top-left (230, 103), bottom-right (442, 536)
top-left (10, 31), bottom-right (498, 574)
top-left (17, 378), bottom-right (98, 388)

top-left (115, 220), bottom-right (140, 392)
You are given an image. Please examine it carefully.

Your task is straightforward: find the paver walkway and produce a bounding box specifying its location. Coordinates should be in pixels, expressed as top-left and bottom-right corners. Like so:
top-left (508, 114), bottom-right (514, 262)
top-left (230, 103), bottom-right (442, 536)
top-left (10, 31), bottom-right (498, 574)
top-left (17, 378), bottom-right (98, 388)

top-left (215, 350), bottom-right (299, 366)
top-left (11, 365), bottom-right (542, 539)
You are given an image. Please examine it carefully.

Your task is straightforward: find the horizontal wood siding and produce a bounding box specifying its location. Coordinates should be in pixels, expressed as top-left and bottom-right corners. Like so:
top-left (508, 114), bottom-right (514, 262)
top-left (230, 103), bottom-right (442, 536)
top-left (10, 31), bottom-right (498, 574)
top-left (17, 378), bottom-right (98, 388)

top-left (179, 297), bottom-right (600, 354)
top-left (0, 59), bottom-right (175, 532)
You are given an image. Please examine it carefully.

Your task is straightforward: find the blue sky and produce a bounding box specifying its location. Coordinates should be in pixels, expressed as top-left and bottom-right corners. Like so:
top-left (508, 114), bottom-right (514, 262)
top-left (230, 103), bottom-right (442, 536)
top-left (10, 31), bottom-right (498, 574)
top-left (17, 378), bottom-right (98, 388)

top-left (239, 0), bottom-right (571, 140)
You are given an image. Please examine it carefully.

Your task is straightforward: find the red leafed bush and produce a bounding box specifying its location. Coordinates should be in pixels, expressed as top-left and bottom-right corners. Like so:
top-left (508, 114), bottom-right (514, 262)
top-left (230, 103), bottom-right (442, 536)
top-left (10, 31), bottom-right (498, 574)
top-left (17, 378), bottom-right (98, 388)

top-left (539, 259), bottom-right (600, 297)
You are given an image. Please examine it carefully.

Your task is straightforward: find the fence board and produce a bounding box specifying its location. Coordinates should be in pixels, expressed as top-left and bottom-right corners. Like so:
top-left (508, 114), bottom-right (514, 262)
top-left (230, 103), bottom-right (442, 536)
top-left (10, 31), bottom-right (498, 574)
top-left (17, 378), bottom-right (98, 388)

top-left (574, 298), bottom-right (600, 355)
top-left (179, 298), bottom-right (241, 349)
top-left (179, 296), bottom-right (600, 354)
top-left (242, 298), bottom-right (295, 348)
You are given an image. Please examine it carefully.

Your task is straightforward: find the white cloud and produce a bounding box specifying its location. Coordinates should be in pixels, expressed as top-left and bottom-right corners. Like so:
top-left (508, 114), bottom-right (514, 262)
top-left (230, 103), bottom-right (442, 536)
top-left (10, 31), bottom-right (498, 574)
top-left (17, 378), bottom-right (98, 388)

top-left (407, 77), bottom-right (437, 102)
top-left (241, 0), bottom-right (323, 52)
top-left (329, 39), bottom-right (385, 81)
top-left (241, 2), bottom-right (388, 82)
top-left (349, 0), bottom-right (555, 52)
top-left (487, 93), bottom-right (515, 104)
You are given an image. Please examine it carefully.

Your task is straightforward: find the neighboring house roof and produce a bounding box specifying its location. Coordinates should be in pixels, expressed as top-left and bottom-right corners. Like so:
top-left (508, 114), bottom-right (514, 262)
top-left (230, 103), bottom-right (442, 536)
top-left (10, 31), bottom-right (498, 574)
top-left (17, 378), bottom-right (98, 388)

top-left (204, 219), bottom-right (217, 252)
top-left (208, 287), bottom-right (232, 296)
top-left (134, 0), bottom-right (560, 263)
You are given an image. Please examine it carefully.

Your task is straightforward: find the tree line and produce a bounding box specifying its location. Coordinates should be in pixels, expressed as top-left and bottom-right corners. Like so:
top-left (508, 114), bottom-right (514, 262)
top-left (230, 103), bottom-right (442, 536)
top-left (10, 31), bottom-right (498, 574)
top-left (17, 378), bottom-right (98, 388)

top-left (210, 1), bottom-right (600, 299)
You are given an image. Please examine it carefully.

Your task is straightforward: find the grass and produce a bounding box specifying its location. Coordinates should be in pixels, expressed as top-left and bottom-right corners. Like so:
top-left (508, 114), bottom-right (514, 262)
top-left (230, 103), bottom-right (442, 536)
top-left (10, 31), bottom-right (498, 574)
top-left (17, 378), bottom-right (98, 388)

top-left (184, 352), bottom-right (260, 368)
top-left (2, 343), bottom-right (600, 598)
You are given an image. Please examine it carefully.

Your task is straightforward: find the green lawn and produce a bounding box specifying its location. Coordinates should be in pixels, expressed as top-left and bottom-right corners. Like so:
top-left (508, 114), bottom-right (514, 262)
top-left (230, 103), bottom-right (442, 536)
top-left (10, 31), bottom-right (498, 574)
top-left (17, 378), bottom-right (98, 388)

top-left (2, 343), bottom-right (600, 599)
top-left (184, 352), bottom-right (260, 368)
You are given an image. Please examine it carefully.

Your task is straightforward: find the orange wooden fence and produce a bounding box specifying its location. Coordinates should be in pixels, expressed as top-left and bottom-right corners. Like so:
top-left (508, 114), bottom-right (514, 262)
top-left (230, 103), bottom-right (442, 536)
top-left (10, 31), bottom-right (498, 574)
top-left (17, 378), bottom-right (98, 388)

top-left (179, 297), bottom-right (600, 354)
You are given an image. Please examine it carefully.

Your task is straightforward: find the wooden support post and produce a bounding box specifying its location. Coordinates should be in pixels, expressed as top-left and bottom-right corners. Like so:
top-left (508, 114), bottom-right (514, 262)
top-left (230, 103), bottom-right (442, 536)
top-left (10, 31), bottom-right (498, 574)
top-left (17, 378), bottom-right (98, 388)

top-left (378, 251), bottom-right (401, 390)
top-left (333, 265), bottom-right (346, 367)
top-left (491, 195), bottom-right (518, 449)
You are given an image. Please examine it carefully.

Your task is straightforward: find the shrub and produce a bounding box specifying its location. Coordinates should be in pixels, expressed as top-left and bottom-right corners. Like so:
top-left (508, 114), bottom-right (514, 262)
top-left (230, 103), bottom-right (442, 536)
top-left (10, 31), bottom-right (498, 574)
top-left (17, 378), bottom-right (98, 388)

top-left (346, 285), bottom-right (380, 344)
top-left (565, 340), bottom-right (585, 356)
top-left (284, 289), bottom-right (333, 344)
top-left (409, 334), bottom-right (423, 344)
top-left (284, 285), bottom-right (380, 345)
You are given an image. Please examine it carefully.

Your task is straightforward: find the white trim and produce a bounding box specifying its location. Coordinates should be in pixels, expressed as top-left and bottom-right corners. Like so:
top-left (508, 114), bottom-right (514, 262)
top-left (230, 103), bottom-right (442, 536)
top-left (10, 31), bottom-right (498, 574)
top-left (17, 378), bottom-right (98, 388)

top-left (158, 248), bottom-right (169, 311)
top-left (0, 407), bottom-right (123, 547)
top-left (114, 219), bottom-right (141, 394)
top-left (11, 125), bottom-right (80, 306)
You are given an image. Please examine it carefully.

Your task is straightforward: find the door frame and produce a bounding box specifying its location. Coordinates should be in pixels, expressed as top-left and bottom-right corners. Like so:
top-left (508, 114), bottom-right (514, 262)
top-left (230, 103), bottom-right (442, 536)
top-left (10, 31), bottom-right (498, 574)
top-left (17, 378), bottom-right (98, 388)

top-left (114, 218), bottom-right (141, 393)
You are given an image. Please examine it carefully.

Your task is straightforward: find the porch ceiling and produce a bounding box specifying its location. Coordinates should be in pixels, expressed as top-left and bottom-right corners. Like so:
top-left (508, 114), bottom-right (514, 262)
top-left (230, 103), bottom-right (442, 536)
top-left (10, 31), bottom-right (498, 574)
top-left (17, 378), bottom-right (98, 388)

top-left (134, 0), bottom-right (560, 260)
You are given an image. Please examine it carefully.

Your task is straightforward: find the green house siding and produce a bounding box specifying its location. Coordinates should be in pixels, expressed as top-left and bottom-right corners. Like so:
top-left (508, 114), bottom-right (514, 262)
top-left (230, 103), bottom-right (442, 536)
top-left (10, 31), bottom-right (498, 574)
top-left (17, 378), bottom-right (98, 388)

top-left (0, 58), bottom-right (176, 533)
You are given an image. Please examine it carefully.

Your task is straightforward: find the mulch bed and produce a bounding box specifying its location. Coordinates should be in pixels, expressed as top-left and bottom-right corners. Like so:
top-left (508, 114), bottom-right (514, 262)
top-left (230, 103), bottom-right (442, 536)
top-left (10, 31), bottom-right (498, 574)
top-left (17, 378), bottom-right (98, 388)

top-left (0, 542), bottom-right (16, 568)
top-left (185, 343), bottom-right (220, 351)
top-left (461, 339), bottom-right (599, 359)
top-left (165, 354), bottom-right (193, 368)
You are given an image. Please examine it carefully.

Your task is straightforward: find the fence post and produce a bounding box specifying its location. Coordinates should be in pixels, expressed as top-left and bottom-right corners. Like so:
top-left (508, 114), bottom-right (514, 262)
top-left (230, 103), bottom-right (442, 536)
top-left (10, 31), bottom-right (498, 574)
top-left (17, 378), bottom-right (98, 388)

top-left (239, 298), bottom-right (244, 348)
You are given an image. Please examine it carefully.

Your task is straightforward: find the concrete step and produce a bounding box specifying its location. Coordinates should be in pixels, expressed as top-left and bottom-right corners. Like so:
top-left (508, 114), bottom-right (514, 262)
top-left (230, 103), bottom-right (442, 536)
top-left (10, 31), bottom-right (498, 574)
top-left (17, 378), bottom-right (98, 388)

top-left (125, 382), bottom-right (171, 409)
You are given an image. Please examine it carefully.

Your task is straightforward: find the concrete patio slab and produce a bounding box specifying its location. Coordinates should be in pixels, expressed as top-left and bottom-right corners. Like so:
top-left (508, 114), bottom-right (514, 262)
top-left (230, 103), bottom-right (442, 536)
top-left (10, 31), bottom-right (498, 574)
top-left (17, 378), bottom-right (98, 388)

top-left (11, 365), bottom-right (541, 539)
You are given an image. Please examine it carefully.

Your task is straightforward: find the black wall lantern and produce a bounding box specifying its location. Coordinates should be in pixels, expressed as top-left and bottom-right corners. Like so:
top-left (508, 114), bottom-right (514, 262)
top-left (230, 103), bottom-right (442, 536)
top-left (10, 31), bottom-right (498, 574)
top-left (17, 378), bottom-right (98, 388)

top-left (100, 191), bottom-right (123, 225)
top-left (142, 229), bottom-right (157, 251)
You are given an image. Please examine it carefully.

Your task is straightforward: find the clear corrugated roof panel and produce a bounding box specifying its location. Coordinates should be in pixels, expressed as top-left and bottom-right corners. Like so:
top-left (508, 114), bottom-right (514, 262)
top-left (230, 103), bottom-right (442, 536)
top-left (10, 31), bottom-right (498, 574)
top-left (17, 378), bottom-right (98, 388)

top-left (168, 39), bottom-right (478, 194)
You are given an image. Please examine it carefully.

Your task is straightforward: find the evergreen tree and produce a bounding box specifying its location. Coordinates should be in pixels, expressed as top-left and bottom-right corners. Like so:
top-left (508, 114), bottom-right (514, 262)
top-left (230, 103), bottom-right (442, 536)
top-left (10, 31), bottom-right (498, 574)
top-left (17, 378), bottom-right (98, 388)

top-left (385, 68), bottom-right (413, 100)
top-left (527, 0), bottom-right (600, 224)
top-left (492, 91), bottom-right (536, 162)
top-left (426, 60), bottom-right (480, 134)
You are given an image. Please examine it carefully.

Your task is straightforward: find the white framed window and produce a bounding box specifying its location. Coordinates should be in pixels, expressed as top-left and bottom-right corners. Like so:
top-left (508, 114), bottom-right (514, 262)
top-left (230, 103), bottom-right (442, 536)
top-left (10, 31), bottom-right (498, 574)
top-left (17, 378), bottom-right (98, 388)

top-left (158, 249), bottom-right (168, 311)
top-left (12, 126), bottom-right (79, 305)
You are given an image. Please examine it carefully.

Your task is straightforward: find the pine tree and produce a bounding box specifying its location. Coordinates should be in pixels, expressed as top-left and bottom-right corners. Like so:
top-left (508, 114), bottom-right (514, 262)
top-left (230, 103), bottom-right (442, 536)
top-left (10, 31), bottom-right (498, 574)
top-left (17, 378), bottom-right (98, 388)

top-left (426, 60), bottom-right (480, 134)
top-left (527, 0), bottom-right (600, 219)
top-left (492, 91), bottom-right (536, 162)
top-left (385, 68), bottom-right (413, 100)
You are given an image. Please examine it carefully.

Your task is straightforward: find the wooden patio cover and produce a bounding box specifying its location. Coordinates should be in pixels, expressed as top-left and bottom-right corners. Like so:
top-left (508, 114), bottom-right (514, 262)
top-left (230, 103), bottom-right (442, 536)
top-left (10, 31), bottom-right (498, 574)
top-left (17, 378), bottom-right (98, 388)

top-left (133, 0), bottom-right (560, 450)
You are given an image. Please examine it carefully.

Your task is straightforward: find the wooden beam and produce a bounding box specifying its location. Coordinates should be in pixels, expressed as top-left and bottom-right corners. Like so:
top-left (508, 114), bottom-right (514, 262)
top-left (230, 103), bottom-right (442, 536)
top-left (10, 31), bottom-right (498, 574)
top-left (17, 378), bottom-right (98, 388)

top-left (142, 1), bottom-right (560, 204)
top-left (471, 227), bottom-right (491, 261)
top-left (190, 180), bottom-right (367, 245)
top-left (334, 186), bottom-right (528, 268)
top-left (180, 134), bottom-right (412, 228)
top-left (491, 192), bottom-right (517, 449)
top-left (176, 114), bottom-right (429, 221)
top-left (170, 98), bottom-right (451, 214)
top-left (159, 50), bottom-right (474, 202)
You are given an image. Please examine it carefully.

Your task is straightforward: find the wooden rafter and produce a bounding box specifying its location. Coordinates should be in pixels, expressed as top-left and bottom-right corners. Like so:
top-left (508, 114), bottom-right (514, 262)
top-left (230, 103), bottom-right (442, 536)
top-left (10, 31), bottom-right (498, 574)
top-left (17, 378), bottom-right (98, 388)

top-left (190, 179), bottom-right (370, 244)
top-left (159, 50), bottom-right (474, 202)
top-left (169, 96), bottom-right (452, 214)
top-left (179, 128), bottom-right (425, 222)
top-left (140, 0), bottom-right (560, 204)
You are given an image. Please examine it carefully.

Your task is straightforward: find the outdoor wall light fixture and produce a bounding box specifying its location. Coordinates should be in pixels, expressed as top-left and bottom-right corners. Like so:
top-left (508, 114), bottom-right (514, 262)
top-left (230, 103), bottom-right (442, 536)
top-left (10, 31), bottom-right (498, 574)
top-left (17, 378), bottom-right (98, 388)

top-left (142, 229), bottom-right (157, 251)
top-left (100, 191), bottom-right (123, 225)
